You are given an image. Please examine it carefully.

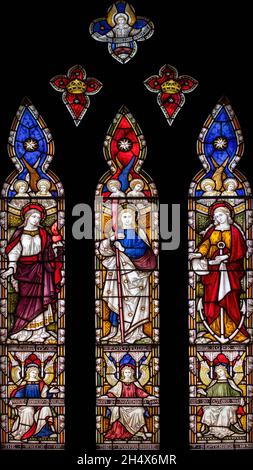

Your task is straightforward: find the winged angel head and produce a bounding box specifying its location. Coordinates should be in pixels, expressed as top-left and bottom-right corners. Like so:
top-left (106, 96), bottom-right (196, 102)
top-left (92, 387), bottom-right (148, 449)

top-left (9, 352), bottom-right (60, 391)
top-left (100, 352), bottom-right (158, 388)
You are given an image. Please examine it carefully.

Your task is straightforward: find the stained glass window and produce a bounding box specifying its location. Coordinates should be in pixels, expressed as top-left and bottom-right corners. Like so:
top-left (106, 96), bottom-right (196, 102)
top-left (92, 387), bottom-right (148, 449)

top-left (189, 97), bottom-right (253, 449)
top-left (0, 98), bottom-right (65, 449)
top-left (95, 106), bottom-right (160, 450)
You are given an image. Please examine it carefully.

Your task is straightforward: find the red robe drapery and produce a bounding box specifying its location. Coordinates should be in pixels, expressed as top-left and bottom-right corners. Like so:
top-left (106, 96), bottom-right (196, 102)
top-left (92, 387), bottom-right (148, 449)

top-left (105, 382), bottom-right (148, 440)
top-left (199, 224), bottom-right (248, 337)
top-left (6, 227), bottom-right (62, 334)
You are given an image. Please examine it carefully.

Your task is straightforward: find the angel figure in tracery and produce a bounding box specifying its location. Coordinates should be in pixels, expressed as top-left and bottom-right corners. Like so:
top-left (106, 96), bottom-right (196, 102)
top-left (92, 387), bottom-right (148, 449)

top-left (89, 2), bottom-right (154, 64)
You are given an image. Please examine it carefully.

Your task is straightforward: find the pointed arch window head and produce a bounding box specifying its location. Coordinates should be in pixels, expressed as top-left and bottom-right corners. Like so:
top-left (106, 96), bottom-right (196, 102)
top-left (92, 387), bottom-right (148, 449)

top-left (97, 106), bottom-right (158, 199)
top-left (95, 106), bottom-right (160, 450)
top-left (0, 98), bottom-right (65, 450)
top-left (190, 96), bottom-right (251, 200)
top-left (188, 97), bottom-right (253, 450)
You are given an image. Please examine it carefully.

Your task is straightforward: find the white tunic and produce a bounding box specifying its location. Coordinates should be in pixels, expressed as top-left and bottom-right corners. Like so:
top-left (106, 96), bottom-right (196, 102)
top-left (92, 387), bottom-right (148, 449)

top-left (99, 237), bottom-right (150, 343)
top-left (8, 233), bottom-right (41, 272)
top-left (8, 231), bottom-right (53, 334)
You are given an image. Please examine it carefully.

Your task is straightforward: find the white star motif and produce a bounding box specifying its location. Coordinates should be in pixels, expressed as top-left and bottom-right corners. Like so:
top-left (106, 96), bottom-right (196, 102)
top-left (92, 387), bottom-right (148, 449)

top-left (213, 137), bottom-right (227, 150)
top-left (118, 138), bottom-right (132, 151)
top-left (24, 138), bottom-right (38, 151)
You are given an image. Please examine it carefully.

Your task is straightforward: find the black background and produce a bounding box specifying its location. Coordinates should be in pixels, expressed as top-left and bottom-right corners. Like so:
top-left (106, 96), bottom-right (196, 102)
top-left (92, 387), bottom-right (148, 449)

top-left (0, 0), bottom-right (252, 467)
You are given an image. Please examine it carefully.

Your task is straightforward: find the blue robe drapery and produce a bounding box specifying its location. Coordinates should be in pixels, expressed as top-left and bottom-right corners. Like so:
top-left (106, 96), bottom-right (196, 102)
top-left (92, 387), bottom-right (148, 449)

top-left (12, 382), bottom-right (54, 438)
top-left (109, 229), bottom-right (148, 326)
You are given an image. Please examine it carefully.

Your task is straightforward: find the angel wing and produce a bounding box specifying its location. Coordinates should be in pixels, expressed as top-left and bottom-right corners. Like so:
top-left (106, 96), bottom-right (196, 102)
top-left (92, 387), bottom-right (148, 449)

top-left (104, 354), bottom-right (117, 386)
top-left (8, 352), bottom-right (22, 386)
top-left (139, 353), bottom-right (151, 386)
top-left (44, 354), bottom-right (57, 385)
top-left (211, 156), bottom-right (229, 190)
top-left (125, 3), bottom-right (137, 25)
top-left (233, 352), bottom-right (246, 385)
top-left (106, 3), bottom-right (118, 27)
top-left (138, 227), bottom-right (150, 246)
top-left (197, 352), bottom-right (211, 387)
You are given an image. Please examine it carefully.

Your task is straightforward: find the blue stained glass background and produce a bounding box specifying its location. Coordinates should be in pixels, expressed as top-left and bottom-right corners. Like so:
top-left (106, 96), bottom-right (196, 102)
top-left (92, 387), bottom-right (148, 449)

top-left (117, 2), bottom-right (127, 13)
top-left (197, 106), bottom-right (244, 196)
top-left (93, 20), bottom-right (111, 35)
top-left (9, 108), bottom-right (52, 197)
